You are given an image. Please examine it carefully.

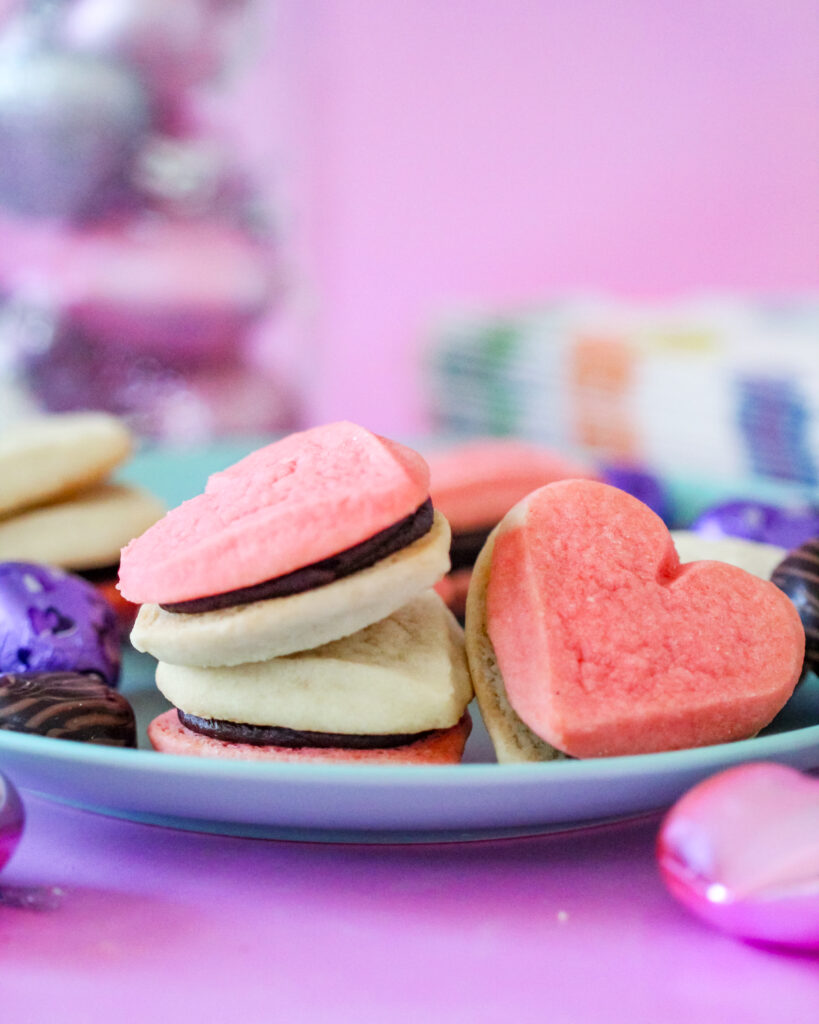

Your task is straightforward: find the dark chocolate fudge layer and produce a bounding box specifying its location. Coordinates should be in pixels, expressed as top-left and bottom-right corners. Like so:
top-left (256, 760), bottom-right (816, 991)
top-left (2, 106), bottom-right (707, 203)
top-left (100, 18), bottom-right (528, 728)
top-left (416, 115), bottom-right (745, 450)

top-left (177, 709), bottom-right (436, 749)
top-left (449, 526), bottom-right (493, 571)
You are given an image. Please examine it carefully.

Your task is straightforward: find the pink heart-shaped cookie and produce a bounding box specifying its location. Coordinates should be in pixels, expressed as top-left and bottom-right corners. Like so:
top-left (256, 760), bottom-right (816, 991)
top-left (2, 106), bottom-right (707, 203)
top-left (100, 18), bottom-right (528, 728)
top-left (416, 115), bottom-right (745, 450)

top-left (658, 762), bottom-right (819, 949)
top-left (485, 480), bottom-right (804, 757)
top-left (118, 422), bottom-right (430, 604)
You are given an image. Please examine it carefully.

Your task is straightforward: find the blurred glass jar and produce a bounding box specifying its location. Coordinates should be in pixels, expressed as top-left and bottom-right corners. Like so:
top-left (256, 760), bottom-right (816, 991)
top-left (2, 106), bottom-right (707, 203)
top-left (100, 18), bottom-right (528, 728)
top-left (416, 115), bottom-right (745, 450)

top-left (0, 0), bottom-right (296, 440)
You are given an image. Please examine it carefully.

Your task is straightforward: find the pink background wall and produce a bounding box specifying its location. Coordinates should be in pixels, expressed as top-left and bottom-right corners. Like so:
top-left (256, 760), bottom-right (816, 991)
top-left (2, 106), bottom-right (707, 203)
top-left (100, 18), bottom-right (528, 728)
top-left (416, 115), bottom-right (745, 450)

top-left (246, 1), bottom-right (819, 434)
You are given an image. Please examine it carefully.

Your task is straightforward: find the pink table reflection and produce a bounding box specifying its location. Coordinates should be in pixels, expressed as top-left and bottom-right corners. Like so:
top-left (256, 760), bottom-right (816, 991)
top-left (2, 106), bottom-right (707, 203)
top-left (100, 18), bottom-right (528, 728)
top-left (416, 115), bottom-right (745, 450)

top-left (2, 794), bottom-right (817, 1021)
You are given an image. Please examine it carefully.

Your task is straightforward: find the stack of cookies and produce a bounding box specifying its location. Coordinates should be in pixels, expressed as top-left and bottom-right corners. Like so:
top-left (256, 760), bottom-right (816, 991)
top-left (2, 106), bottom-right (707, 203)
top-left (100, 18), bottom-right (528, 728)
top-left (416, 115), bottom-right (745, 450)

top-left (120, 422), bottom-right (474, 764)
top-left (0, 412), bottom-right (165, 622)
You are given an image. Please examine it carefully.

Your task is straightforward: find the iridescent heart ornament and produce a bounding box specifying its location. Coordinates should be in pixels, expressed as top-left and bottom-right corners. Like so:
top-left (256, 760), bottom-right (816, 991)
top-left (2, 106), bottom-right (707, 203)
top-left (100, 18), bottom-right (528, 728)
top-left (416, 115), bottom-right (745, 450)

top-left (0, 770), bottom-right (63, 910)
top-left (0, 771), bottom-right (23, 873)
top-left (658, 763), bottom-right (819, 949)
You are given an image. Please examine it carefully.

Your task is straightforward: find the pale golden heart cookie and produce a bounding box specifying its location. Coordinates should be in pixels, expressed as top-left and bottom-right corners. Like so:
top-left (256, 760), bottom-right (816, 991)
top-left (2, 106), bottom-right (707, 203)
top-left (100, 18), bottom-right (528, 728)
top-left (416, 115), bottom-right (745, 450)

top-left (0, 412), bottom-right (132, 517)
top-left (0, 483), bottom-right (165, 570)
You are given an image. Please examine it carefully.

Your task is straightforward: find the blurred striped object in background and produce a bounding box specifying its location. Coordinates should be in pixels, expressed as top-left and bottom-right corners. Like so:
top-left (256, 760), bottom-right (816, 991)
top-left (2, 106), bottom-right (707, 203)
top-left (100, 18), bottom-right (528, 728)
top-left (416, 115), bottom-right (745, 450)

top-left (426, 296), bottom-right (819, 489)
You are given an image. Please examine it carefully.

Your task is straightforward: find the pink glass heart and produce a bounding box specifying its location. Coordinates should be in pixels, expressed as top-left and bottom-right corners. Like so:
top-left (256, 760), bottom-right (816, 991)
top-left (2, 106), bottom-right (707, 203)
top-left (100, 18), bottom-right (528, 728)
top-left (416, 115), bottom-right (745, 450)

top-left (0, 771), bottom-right (24, 872)
top-left (658, 763), bottom-right (819, 949)
top-left (0, 774), bottom-right (62, 910)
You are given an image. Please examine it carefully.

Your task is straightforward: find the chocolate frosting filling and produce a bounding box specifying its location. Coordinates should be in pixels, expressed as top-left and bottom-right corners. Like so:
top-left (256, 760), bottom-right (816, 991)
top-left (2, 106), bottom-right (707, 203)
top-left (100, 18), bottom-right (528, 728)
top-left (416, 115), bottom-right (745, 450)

top-left (449, 526), bottom-right (493, 571)
top-left (161, 498), bottom-right (435, 614)
top-left (177, 709), bottom-right (436, 749)
top-left (78, 564), bottom-right (120, 585)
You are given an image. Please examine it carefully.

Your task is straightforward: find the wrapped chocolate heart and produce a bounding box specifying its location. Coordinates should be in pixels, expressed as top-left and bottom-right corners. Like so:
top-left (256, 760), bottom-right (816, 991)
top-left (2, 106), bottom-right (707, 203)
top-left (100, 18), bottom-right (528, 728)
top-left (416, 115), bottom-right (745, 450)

top-left (691, 499), bottom-right (819, 551)
top-left (0, 671), bottom-right (136, 746)
top-left (772, 538), bottom-right (819, 677)
top-left (0, 562), bottom-right (120, 686)
top-left (658, 763), bottom-right (819, 949)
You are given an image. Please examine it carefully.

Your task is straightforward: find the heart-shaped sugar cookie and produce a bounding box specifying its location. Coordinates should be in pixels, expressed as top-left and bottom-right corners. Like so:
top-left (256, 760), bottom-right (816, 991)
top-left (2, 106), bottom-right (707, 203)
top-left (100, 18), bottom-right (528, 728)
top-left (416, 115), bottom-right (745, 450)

top-left (118, 422), bottom-right (430, 604)
top-left (470, 480), bottom-right (804, 759)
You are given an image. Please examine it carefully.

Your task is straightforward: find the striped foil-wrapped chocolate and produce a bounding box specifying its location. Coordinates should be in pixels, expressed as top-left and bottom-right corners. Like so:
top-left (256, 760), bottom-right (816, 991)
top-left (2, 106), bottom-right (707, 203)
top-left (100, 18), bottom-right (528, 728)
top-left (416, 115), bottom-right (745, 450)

top-left (0, 672), bottom-right (136, 747)
top-left (772, 538), bottom-right (819, 676)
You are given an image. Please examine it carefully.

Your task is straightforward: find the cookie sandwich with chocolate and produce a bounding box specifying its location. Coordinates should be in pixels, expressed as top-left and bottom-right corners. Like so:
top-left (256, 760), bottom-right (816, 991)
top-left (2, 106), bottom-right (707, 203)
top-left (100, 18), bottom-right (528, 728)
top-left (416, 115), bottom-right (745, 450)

top-left (121, 422), bottom-right (473, 763)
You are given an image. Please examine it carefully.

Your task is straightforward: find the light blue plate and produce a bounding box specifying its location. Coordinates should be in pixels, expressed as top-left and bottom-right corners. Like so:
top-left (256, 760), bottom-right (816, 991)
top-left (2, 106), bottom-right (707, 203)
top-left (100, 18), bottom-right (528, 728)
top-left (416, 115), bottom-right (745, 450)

top-left (0, 669), bottom-right (816, 842)
top-left (0, 440), bottom-right (816, 843)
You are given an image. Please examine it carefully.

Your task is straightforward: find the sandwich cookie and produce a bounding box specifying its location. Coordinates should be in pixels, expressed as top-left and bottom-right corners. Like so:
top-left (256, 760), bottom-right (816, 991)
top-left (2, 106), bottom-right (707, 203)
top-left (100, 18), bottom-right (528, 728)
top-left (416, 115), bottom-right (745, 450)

top-left (0, 483), bottom-right (165, 571)
top-left (148, 591), bottom-right (473, 764)
top-left (465, 480), bottom-right (804, 762)
top-left (124, 422), bottom-right (452, 665)
top-left (426, 439), bottom-right (597, 618)
top-left (0, 412), bottom-right (132, 517)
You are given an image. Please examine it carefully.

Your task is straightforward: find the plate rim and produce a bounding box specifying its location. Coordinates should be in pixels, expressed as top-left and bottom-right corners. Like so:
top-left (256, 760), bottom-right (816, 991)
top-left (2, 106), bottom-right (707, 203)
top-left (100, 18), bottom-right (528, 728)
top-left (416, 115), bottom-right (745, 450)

top-left (2, 714), bottom-right (818, 787)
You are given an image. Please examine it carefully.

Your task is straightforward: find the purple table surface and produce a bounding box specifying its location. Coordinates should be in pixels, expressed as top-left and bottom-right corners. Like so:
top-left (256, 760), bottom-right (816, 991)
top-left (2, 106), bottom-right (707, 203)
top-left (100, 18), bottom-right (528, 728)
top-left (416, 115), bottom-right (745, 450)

top-left (1, 796), bottom-right (817, 1022)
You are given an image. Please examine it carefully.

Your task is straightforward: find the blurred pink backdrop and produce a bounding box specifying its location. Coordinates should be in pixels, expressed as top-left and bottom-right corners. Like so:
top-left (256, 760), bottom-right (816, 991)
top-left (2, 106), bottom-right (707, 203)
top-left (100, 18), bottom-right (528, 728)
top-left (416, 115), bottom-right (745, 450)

top-left (235, 1), bottom-right (819, 435)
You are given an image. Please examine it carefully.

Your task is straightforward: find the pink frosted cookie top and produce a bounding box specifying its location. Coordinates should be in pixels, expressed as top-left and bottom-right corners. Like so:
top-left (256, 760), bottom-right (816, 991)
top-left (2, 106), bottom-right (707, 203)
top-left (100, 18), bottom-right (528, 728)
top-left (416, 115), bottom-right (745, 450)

top-left (486, 480), bottom-right (805, 758)
top-left (119, 422), bottom-right (430, 604)
top-left (426, 439), bottom-right (597, 530)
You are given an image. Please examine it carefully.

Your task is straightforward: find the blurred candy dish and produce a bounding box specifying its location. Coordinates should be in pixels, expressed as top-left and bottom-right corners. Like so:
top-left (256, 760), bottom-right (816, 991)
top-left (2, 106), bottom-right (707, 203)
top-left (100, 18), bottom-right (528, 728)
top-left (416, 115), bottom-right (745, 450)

top-left (0, 215), bottom-right (276, 358)
top-left (59, 0), bottom-right (252, 130)
top-left (0, 49), bottom-right (150, 220)
top-left (0, 1), bottom-right (297, 440)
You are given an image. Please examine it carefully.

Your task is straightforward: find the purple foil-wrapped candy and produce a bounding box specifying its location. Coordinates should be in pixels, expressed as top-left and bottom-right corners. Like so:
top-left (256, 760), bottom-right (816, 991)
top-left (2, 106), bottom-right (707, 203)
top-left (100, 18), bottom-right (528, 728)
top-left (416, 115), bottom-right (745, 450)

top-left (658, 763), bottom-right (819, 950)
top-left (691, 499), bottom-right (819, 551)
top-left (601, 465), bottom-right (671, 523)
top-left (0, 562), bottom-right (120, 686)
